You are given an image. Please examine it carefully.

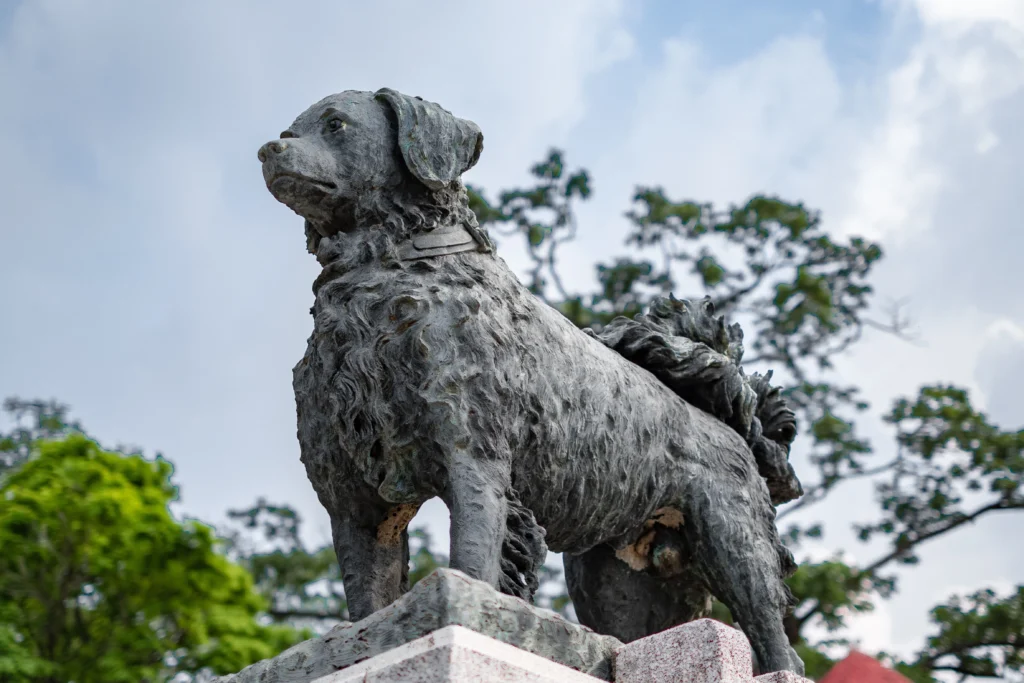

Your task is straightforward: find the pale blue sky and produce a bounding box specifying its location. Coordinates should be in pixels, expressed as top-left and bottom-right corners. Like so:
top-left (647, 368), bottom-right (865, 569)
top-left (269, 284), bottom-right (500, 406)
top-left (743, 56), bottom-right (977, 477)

top-left (2, 1), bottom-right (1022, 674)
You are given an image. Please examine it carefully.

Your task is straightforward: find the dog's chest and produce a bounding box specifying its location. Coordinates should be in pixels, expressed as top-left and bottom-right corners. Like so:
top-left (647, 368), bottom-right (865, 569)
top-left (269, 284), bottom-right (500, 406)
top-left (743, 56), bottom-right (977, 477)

top-left (302, 281), bottom-right (456, 389)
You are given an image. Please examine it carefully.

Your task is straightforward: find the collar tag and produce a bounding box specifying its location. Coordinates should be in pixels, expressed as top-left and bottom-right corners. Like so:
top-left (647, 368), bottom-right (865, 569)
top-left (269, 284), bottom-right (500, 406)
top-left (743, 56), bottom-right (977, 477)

top-left (397, 225), bottom-right (483, 261)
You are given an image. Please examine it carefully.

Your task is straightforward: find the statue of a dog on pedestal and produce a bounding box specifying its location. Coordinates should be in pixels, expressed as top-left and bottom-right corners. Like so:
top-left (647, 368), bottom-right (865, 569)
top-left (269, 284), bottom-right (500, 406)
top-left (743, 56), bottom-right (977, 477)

top-left (257, 88), bottom-right (804, 676)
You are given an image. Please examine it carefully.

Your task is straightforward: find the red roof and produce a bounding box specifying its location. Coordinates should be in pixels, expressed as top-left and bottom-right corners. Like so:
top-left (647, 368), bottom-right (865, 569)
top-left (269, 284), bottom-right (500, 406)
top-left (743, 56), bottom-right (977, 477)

top-left (820, 651), bottom-right (912, 683)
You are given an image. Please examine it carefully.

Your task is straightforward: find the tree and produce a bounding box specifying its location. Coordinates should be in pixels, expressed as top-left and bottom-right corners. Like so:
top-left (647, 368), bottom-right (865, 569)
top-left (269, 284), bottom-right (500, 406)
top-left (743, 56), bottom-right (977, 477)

top-left (0, 398), bottom-right (82, 476)
top-left (219, 498), bottom-right (346, 630)
top-left (0, 434), bottom-right (304, 683)
top-left (465, 150), bottom-right (1023, 680)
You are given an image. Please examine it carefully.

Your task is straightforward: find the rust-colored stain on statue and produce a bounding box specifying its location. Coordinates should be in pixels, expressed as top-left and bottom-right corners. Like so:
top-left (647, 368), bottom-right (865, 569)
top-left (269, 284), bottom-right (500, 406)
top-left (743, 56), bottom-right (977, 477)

top-left (376, 503), bottom-right (421, 546)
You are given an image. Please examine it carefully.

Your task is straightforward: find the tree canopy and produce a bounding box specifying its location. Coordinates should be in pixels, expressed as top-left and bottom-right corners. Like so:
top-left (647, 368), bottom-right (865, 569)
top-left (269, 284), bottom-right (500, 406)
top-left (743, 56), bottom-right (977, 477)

top-left (463, 150), bottom-right (1023, 680)
top-left (0, 433), bottom-right (303, 683)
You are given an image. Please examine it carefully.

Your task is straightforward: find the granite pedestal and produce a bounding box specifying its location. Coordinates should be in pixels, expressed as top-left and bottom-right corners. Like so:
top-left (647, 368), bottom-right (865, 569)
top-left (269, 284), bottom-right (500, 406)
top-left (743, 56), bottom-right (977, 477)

top-left (217, 569), bottom-right (812, 683)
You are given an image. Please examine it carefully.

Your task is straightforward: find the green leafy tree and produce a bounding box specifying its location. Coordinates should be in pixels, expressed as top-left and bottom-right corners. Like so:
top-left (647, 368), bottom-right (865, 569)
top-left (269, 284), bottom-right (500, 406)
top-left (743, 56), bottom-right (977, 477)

top-left (0, 398), bottom-right (82, 476)
top-left (893, 586), bottom-right (1024, 681)
top-left (220, 498), bottom-right (346, 629)
top-left (466, 150), bottom-right (1023, 680)
top-left (0, 435), bottom-right (304, 683)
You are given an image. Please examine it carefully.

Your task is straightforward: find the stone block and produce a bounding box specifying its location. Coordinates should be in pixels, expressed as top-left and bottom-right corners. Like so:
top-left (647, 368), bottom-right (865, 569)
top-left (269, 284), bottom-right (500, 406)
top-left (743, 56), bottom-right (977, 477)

top-left (214, 569), bottom-right (621, 682)
top-left (311, 625), bottom-right (604, 682)
top-left (614, 618), bottom-right (753, 683)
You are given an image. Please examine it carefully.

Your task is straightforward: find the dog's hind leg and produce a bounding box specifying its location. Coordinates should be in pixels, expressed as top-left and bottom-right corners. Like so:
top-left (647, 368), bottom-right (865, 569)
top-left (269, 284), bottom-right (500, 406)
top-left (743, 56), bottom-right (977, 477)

top-left (564, 539), bottom-right (712, 643)
top-left (681, 472), bottom-right (804, 676)
top-left (445, 451), bottom-right (510, 589)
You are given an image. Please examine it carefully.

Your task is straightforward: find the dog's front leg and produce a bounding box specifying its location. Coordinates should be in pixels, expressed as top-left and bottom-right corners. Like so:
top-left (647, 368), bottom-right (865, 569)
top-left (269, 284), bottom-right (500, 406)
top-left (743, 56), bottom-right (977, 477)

top-left (330, 499), bottom-right (411, 622)
top-left (446, 451), bottom-right (509, 588)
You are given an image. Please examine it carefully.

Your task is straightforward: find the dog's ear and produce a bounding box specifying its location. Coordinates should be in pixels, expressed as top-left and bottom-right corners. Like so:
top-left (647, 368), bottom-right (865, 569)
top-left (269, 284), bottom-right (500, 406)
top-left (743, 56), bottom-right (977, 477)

top-left (374, 88), bottom-right (483, 191)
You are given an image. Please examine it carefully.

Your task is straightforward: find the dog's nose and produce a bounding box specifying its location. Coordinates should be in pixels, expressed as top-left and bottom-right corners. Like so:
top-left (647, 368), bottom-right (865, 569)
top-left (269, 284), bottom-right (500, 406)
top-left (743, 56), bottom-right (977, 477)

top-left (257, 140), bottom-right (289, 163)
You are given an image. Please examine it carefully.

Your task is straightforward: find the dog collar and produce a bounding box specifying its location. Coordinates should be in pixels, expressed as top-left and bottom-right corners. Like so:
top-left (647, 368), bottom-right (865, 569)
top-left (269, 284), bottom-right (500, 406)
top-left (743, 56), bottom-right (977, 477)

top-left (396, 224), bottom-right (485, 261)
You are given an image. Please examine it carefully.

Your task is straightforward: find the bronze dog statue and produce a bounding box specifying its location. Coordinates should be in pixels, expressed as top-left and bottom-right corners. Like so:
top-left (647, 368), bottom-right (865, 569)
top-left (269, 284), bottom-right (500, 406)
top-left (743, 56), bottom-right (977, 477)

top-left (258, 88), bottom-right (804, 675)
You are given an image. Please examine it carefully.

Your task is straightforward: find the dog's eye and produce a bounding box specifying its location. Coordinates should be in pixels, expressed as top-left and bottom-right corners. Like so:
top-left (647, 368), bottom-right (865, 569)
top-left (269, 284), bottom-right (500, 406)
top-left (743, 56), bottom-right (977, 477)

top-left (326, 119), bottom-right (346, 133)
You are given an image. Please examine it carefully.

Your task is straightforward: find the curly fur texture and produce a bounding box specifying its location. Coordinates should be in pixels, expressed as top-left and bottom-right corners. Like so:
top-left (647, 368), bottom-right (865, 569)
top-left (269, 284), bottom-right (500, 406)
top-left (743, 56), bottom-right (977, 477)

top-left (303, 182), bottom-right (491, 263)
top-left (500, 489), bottom-right (547, 600)
top-left (300, 236), bottom-right (546, 599)
top-left (591, 295), bottom-right (803, 505)
top-left (260, 88), bottom-right (805, 675)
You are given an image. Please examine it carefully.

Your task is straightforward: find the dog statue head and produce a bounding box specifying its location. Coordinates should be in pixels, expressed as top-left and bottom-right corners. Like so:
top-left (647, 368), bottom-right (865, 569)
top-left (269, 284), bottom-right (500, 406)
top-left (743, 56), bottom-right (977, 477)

top-left (258, 88), bottom-right (489, 256)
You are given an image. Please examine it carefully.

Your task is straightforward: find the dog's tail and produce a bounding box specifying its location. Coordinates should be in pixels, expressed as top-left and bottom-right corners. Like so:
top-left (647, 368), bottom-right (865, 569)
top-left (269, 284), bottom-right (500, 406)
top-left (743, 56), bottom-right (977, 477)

top-left (498, 487), bottom-right (548, 601)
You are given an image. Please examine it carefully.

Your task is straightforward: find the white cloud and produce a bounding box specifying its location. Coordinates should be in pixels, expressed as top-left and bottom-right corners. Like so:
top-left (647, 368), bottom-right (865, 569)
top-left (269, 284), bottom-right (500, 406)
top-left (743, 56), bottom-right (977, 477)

top-left (569, 0), bottom-right (1024, 660)
top-left (984, 317), bottom-right (1024, 343)
top-left (606, 32), bottom-right (846, 203)
top-left (837, 0), bottom-right (1024, 244)
top-left (553, 30), bottom-right (857, 296)
top-left (974, 318), bottom-right (1024, 426)
top-left (0, 0), bottom-right (632, 536)
top-left (793, 547), bottom-right (904, 658)
top-left (910, 0), bottom-right (1024, 31)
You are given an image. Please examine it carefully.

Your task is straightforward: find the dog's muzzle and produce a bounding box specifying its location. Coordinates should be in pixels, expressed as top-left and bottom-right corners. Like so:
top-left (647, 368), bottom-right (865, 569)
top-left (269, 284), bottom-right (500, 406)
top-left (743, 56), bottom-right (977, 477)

top-left (258, 138), bottom-right (337, 191)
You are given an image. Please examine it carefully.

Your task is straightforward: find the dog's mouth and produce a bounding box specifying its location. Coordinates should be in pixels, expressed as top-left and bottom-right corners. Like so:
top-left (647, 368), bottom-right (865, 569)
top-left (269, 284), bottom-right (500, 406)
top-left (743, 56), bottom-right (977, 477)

top-left (268, 171), bottom-right (337, 191)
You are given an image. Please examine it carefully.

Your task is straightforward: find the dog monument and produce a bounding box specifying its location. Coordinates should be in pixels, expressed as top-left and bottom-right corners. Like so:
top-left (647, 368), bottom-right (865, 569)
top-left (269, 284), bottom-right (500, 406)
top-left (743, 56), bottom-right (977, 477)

top-left (254, 87), bottom-right (805, 677)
